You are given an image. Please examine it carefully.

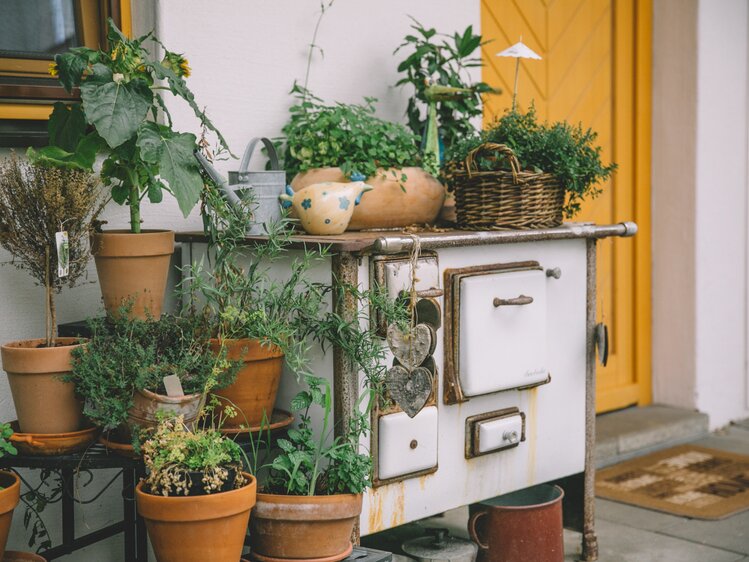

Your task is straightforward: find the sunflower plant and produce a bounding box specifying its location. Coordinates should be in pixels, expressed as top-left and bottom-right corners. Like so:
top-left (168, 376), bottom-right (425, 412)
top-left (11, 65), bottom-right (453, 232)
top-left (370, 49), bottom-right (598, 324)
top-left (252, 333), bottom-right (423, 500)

top-left (31, 19), bottom-right (230, 233)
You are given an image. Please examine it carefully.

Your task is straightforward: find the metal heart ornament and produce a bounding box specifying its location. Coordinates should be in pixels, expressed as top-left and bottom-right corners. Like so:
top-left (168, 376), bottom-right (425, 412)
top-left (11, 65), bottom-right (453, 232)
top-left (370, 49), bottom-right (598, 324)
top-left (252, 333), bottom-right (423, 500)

top-left (387, 323), bottom-right (435, 369)
top-left (386, 364), bottom-right (433, 418)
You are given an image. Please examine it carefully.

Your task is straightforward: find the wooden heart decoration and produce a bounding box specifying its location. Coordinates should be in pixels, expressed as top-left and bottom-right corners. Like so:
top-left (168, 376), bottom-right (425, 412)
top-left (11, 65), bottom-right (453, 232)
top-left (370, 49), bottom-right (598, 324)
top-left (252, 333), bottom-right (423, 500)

top-left (386, 364), bottom-right (433, 418)
top-left (387, 323), bottom-right (434, 369)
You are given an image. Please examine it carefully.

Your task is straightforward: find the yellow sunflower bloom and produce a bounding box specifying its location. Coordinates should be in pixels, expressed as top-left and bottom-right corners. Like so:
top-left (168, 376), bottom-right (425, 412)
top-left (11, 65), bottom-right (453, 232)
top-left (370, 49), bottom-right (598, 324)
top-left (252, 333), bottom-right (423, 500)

top-left (179, 59), bottom-right (191, 78)
top-left (48, 62), bottom-right (58, 78)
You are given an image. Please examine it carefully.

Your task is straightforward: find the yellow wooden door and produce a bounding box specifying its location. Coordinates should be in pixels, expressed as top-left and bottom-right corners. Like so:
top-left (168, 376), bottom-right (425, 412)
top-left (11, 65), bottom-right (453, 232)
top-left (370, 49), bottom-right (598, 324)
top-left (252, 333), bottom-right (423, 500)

top-left (480, 0), bottom-right (652, 412)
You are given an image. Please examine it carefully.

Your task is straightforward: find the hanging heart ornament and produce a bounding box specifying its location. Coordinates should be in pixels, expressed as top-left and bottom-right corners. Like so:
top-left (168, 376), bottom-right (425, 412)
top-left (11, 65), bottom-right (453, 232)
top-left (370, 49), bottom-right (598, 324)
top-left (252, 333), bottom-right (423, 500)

top-left (386, 323), bottom-right (435, 369)
top-left (386, 364), bottom-right (433, 418)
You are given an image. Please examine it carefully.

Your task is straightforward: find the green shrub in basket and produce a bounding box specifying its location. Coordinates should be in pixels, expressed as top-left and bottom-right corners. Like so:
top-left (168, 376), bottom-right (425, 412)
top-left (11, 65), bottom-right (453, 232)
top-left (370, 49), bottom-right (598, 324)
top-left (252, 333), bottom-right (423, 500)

top-left (445, 105), bottom-right (616, 217)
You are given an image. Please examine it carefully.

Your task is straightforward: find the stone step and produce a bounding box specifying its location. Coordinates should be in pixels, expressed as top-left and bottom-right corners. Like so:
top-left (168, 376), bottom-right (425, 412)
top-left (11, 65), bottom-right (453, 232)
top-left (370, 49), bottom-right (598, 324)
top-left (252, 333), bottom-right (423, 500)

top-left (596, 404), bottom-right (710, 468)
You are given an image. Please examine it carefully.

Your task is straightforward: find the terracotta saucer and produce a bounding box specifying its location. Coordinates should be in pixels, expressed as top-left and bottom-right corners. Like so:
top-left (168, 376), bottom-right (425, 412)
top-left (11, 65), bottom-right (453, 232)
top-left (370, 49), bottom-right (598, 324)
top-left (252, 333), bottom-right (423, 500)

top-left (250, 543), bottom-right (353, 562)
top-left (219, 409), bottom-right (294, 436)
top-left (98, 433), bottom-right (139, 459)
top-left (9, 422), bottom-right (99, 456)
top-left (2, 551), bottom-right (47, 561)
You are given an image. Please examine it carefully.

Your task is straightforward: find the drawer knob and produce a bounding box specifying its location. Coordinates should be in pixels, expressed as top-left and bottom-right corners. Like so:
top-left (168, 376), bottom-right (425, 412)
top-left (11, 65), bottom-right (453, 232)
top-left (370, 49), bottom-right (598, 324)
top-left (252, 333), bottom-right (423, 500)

top-left (493, 295), bottom-right (534, 307)
top-left (503, 430), bottom-right (519, 444)
top-left (410, 439), bottom-right (418, 450)
top-left (546, 267), bottom-right (562, 279)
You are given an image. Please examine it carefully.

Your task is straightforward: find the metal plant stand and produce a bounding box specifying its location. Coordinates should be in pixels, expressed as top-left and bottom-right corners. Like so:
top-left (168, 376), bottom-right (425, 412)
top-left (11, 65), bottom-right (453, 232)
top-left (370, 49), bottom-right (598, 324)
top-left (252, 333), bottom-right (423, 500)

top-left (0, 444), bottom-right (148, 561)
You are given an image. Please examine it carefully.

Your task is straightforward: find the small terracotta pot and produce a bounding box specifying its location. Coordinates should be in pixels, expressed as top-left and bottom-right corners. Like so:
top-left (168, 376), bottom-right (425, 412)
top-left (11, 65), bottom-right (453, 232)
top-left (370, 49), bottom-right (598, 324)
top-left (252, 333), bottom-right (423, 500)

top-left (136, 472), bottom-right (256, 562)
top-left (291, 167), bottom-right (445, 230)
top-left (209, 339), bottom-right (283, 428)
top-left (250, 492), bottom-right (362, 561)
top-left (0, 471), bottom-right (21, 560)
top-left (126, 388), bottom-right (204, 435)
top-left (1, 338), bottom-right (83, 434)
top-left (9, 422), bottom-right (99, 456)
top-left (91, 230), bottom-right (175, 320)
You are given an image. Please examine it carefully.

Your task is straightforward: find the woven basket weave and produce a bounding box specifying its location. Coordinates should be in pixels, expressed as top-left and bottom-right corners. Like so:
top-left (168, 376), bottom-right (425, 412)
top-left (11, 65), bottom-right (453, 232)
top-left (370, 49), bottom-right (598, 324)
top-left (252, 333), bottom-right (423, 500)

top-left (449, 142), bottom-right (565, 230)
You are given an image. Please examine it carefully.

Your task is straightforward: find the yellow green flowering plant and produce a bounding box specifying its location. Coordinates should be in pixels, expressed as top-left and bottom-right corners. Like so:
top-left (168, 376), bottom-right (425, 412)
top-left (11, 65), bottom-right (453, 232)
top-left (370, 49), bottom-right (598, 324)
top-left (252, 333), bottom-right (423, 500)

top-left (32, 18), bottom-right (230, 233)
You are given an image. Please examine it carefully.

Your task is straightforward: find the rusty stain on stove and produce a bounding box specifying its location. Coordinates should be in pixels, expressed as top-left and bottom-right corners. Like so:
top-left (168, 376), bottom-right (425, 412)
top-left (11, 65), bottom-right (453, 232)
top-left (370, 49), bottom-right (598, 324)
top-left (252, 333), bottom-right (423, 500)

top-left (390, 482), bottom-right (406, 527)
top-left (367, 488), bottom-right (384, 533)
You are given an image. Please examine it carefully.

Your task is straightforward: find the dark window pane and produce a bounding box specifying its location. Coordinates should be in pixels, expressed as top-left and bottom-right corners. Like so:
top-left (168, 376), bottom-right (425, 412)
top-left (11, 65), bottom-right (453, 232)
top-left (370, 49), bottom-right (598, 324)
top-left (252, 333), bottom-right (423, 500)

top-left (0, 0), bottom-right (80, 59)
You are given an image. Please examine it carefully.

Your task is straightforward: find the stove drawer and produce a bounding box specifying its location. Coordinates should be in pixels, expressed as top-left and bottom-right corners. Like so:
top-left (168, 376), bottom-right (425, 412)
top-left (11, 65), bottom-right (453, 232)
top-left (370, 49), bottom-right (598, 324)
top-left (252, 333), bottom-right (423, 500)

top-left (444, 262), bottom-right (549, 403)
top-left (376, 406), bottom-right (438, 482)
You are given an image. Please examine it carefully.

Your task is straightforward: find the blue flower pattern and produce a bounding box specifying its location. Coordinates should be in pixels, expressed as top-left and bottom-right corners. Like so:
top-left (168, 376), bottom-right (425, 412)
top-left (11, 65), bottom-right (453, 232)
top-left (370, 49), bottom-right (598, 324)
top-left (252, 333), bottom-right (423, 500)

top-left (301, 198), bottom-right (312, 210)
top-left (338, 196), bottom-right (350, 210)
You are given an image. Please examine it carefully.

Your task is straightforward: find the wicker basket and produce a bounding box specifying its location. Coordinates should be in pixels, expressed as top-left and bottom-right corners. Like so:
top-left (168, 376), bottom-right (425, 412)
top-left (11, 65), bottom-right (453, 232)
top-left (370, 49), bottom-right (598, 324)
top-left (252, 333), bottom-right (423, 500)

top-left (449, 142), bottom-right (565, 230)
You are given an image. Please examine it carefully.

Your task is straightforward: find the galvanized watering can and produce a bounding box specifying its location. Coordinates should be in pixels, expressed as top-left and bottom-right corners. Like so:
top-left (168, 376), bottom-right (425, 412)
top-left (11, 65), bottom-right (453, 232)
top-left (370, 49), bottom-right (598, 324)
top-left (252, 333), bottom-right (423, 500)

top-left (194, 137), bottom-right (285, 235)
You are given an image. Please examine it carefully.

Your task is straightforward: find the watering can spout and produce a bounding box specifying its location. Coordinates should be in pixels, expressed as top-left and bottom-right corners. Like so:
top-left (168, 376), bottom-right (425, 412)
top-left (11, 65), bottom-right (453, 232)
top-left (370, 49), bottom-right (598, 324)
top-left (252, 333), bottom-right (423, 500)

top-left (194, 152), bottom-right (242, 207)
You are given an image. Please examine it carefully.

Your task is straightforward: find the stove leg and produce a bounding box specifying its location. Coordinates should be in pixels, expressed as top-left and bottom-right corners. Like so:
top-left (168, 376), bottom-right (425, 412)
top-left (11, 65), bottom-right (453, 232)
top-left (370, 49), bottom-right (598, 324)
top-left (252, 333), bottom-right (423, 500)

top-left (582, 239), bottom-right (598, 562)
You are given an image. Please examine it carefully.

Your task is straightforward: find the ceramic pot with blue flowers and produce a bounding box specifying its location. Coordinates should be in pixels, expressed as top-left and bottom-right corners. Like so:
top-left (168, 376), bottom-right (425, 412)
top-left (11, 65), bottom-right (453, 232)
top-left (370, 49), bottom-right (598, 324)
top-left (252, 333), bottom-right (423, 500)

top-left (279, 181), bottom-right (372, 235)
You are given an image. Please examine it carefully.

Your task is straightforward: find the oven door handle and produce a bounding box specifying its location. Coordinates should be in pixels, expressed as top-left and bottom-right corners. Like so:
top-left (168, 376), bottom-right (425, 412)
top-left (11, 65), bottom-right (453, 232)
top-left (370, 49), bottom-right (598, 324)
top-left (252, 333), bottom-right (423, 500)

top-left (493, 294), bottom-right (534, 307)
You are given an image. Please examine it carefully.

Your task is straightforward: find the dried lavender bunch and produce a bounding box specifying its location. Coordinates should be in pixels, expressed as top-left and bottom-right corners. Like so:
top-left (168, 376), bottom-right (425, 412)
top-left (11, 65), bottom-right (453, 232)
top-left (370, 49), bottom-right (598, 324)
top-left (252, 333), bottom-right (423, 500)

top-left (0, 154), bottom-right (105, 345)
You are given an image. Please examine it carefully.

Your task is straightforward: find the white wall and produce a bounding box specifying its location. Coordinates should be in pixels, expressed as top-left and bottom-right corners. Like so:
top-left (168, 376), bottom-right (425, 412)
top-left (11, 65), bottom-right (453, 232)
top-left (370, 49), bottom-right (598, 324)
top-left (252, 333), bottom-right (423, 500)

top-left (693, 0), bottom-right (749, 428)
top-left (0, 2), bottom-right (479, 559)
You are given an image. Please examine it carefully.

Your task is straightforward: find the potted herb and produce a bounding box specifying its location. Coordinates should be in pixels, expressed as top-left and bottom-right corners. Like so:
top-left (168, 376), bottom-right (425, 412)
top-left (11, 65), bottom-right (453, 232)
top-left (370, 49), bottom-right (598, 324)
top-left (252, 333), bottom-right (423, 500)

top-left (282, 88), bottom-right (444, 230)
top-left (135, 414), bottom-right (256, 562)
top-left (444, 105), bottom-right (616, 229)
top-left (250, 376), bottom-right (370, 562)
top-left (0, 423), bottom-right (19, 560)
top-left (0, 155), bottom-right (103, 435)
top-left (182, 185), bottom-right (332, 429)
top-left (67, 312), bottom-right (235, 443)
top-left (35, 19), bottom-right (231, 319)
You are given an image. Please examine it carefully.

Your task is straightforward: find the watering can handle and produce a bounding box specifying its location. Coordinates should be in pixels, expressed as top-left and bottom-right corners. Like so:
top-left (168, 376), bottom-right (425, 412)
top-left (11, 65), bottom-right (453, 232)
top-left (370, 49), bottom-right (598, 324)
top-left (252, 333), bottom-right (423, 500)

top-left (468, 510), bottom-right (490, 550)
top-left (238, 137), bottom-right (280, 172)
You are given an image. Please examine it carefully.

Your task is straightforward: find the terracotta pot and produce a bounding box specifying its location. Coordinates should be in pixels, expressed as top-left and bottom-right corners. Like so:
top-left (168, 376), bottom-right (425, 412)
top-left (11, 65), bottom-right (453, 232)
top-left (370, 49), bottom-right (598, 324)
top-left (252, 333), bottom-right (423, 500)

top-left (250, 492), bottom-right (362, 561)
top-left (136, 472), bottom-right (256, 562)
top-left (0, 471), bottom-right (21, 560)
top-left (291, 167), bottom-right (445, 230)
top-left (1, 338), bottom-right (83, 434)
top-left (91, 230), bottom-right (175, 320)
top-left (126, 388), bottom-right (204, 435)
top-left (209, 339), bottom-right (283, 428)
top-left (468, 484), bottom-right (564, 562)
top-left (9, 422), bottom-right (99, 456)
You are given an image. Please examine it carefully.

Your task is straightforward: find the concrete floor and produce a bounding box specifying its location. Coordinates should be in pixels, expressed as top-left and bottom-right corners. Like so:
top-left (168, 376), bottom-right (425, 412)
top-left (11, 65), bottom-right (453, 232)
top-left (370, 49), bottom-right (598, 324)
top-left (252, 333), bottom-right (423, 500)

top-left (567, 421), bottom-right (749, 561)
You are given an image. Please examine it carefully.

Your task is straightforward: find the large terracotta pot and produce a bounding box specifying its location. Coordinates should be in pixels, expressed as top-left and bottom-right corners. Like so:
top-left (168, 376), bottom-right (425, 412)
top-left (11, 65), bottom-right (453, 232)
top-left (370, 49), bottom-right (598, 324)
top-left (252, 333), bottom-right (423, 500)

top-left (91, 230), bottom-right (175, 320)
top-left (136, 472), bottom-right (256, 562)
top-left (210, 339), bottom-right (283, 428)
top-left (1, 338), bottom-right (83, 434)
top-left (125, 388), bottom-right (205, 435)
top-left (291, 167), bottom-right (445, 230)
top-left (0, 471), bottom-right (21, 560)
top-left (250, 493), bottom-right (362, 562)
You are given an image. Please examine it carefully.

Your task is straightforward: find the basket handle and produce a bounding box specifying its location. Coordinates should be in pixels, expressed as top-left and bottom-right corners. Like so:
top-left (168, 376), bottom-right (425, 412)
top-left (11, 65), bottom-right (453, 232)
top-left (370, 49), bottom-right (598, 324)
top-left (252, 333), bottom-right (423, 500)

top-left (465, 142), bottom-right (520, 183)
top-left (238, 137), bottom-right (280, 172)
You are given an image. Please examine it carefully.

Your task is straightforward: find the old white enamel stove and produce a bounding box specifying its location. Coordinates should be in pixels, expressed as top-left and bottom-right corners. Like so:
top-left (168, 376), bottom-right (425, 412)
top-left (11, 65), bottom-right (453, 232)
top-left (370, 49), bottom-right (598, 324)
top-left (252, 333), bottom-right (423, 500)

top-left (176, 221), bottom-right (637, 561)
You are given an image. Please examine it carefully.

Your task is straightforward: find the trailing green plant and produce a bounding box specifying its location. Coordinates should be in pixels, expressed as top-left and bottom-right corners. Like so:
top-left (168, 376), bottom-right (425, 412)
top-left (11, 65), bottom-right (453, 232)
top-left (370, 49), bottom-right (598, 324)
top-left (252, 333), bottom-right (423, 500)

top-left (395, 19), bottom-right (498, 152)
top-left (31, 18), bottom-right (230, 233)
top-left (0, 154), bottom-right (105, 346)
top-left (263, 376), bottom-right (372, 496)
top-left (445, 105), bottom-right (617, 216)
top-left (141, 413), bottom-right (247, 496)
top-left (279, 86), bottom-right (434, 181)
top-left (0, 422), bottom-right (16, 459)
top-left (67, 310), bottom-right (236, 432)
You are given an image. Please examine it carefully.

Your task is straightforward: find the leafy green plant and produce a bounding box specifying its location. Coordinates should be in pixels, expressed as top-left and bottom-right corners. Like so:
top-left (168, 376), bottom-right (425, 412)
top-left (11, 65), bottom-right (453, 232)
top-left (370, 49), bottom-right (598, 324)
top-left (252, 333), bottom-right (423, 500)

top-left (395, 19), bottom-right (498, 152)
top-left (279, 86), bottom-right (432, 181)
top-left (0, 154), bottom-right (104, 346)
top-left (0, 422), bottom-right (16, 458)
top-left (32, 18), bottom-right (230, 233)
top-left (67, 311), bottom-right (235, 432)
top-left (446, 105), bottom-right (617, 216)
top-left (141, 414), bottom-right (247, 496)
top-left (264, 376), bottom-right (372, 496)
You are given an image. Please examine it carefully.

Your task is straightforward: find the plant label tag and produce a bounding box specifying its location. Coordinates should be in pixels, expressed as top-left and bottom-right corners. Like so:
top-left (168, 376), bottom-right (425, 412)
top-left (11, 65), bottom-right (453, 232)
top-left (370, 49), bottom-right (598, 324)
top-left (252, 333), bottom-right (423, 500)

top-left (163, 375), bottom-right (185, 397)
top-left (55, 231), bottom-right (69, 278)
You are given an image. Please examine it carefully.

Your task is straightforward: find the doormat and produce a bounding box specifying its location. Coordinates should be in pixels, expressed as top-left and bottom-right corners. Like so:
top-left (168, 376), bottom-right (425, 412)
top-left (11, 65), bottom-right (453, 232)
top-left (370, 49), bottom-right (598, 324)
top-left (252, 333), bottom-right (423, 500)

top-left (596, 445), bottom-right (749, 519)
